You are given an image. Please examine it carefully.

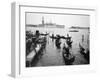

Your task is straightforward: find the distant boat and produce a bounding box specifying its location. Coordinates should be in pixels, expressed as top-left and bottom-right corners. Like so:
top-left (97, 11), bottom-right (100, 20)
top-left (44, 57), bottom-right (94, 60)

top-left (70, 26), bottom-right (90, 29)
top-left (69, 30), bottom-right (79, 32)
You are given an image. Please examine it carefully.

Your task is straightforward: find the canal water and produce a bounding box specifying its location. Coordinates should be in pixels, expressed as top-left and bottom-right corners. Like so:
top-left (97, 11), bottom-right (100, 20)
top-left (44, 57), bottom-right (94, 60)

top-left (26, 26), bottom-right (89, 66)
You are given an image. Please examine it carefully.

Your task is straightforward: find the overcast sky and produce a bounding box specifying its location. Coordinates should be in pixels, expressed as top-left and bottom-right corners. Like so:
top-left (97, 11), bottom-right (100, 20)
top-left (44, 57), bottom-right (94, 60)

top-left (26, 13), bottom-right (90, 27)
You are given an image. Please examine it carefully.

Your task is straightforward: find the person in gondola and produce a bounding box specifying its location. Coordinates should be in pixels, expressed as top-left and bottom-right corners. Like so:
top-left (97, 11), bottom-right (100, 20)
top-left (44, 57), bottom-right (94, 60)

top-left (35, 30), bottom-right (41, 44)
top-left (82, 34), bottom-right (84, 43)
top-left (66, 34), bottom-right (71, 40)
top-left (55, 35), bottom-right (61, 49)
top-left (66, 34), bottom-right (73, 48)
top-left (63, 44), bottom-right (70, 56)
top-left (51, 34), bottom-right (54, 42)
top-left (35, 30), bottom-right (40, 37)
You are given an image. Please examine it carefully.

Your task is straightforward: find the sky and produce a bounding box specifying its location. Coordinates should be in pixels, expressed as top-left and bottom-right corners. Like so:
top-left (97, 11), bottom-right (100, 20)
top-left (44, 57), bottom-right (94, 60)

top-left (26, 12), bottom-right (90, 27)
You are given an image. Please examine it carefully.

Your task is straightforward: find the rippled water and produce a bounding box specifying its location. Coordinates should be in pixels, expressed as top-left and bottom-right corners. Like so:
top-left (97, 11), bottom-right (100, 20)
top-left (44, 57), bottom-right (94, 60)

top-left (26, 26), bottom-right (90, 66)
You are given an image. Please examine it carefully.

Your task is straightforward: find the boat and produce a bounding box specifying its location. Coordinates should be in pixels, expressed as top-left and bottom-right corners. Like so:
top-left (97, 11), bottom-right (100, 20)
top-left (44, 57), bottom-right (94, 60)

top-left (79, 43), bottom-right (90, 63)
top-left (79, 43), bottom-right (86, 55)
top-left (50, 36), bottom-right (57, 39)
top-left (62, 47), bottom-right (75, 65)
top-left (63, 53), bottom-right (75, 65)
top-left (60, 36), bottom-right (67, 39)
top-left (69, 30), bottom-right (79, 32)
top-left (66, 40), bottom-right (73, 48)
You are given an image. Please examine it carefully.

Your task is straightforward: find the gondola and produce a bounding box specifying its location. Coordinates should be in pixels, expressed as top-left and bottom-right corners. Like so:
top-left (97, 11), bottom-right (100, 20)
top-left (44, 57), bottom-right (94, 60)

top-left (50, 36), bottom-right (57, 39)
top-left (56, 42), bottom-right (61, 49)
top-left (79, 43), bottom-right (86, 55)
top-left (66, 40), bottom-right (73, 48)
top-left (40, 33), bottom-right (48, 36)
top-left (79, 43), bottom-right (90, 63)
top-left (60, 36), bottom-right (67, 39)
top-left (62, 47), bottom-right (75, 65)
top-left (63, 53), bottom-right (75, 65)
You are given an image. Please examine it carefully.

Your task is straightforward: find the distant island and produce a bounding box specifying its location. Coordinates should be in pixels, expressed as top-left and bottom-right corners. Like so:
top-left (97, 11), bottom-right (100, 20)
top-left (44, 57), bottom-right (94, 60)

top-left (26, 16), bottom-right (65, 28)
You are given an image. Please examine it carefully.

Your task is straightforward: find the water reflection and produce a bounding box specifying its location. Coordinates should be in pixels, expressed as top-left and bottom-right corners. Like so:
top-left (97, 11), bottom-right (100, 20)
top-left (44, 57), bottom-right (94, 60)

top-left (26, 27), bottom-right (90, 67)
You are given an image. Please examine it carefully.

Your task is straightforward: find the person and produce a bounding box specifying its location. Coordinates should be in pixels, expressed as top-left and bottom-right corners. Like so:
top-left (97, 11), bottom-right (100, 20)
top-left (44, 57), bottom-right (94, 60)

top-left (63, 43), bottom-right (70, 57)
top-left (35, 30), bottom-right (40, 38)
top-left (52, 34), bottom-right (54, 42)
top-left (82, 35), bottom-right (84, 42)
top-left (66, 34), bottom-right (71, 41)
top-left (66, 34), bottom-right (73, 48)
